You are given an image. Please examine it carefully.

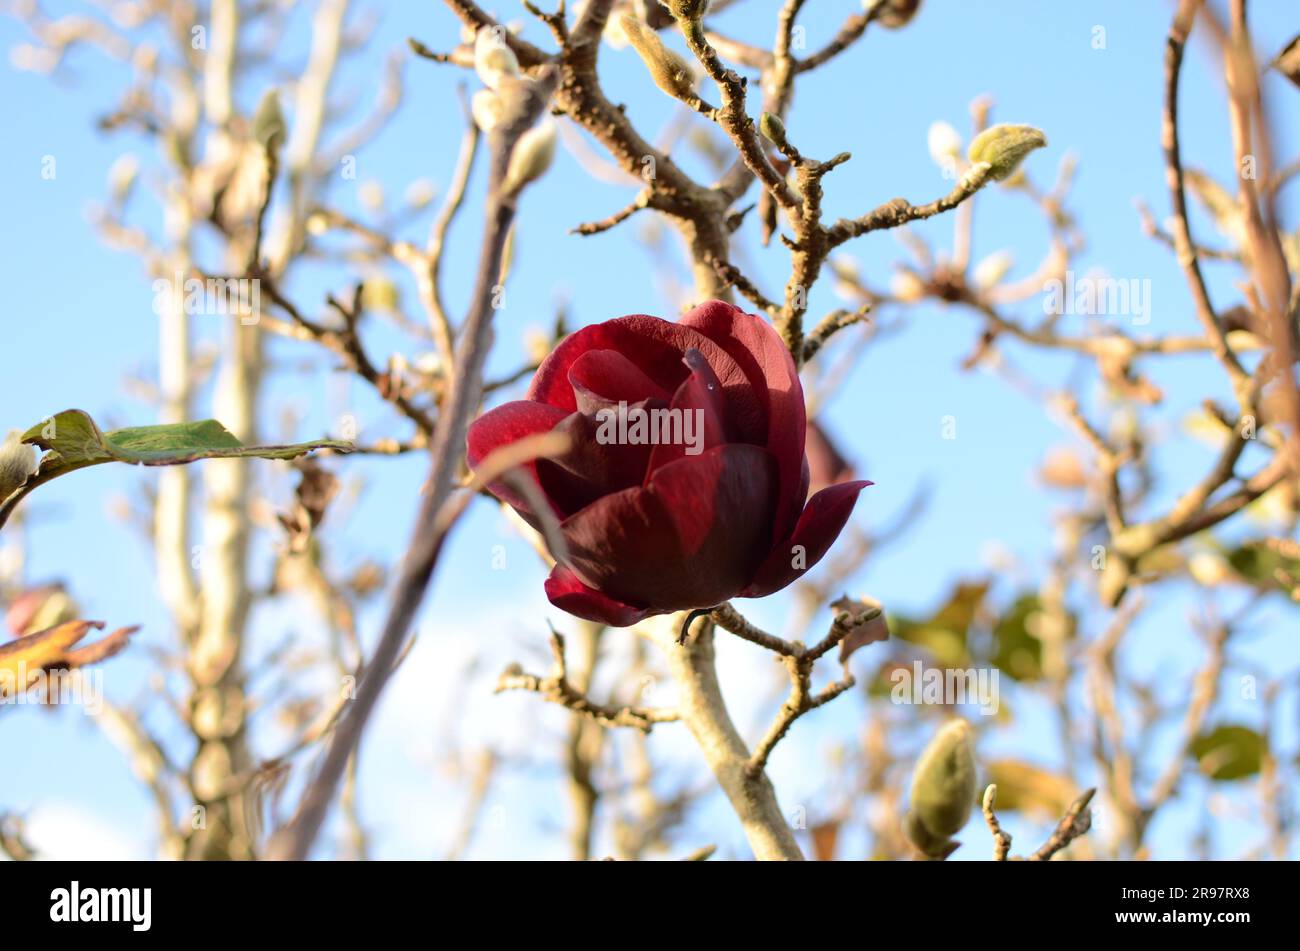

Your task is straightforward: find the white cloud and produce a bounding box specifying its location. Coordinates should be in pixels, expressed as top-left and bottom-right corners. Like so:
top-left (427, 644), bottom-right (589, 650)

top-left (24, 802), bottom-right (148, 861)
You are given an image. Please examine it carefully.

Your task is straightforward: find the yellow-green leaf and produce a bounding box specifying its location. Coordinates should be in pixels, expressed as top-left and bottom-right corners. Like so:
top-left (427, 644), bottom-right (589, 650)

top-left (0, 409), bottom-right (351, 529)
top-left (1189, 725), bottom-right (1265, 781)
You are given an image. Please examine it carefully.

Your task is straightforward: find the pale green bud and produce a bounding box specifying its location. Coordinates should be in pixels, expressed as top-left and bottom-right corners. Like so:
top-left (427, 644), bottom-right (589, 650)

top-left (404, 178), bottom-right (437, 209)
top-left (503, 119), bottom-right (557, 196)
top-left (0, 430), bottom-right (37, 500)
top-left (471, 89), bottom-right (505, 133)
top-left (926, 120), bottom-right (962, 167)
top-left (890, 270), bottom-right (926, 302)
top-left (906, 718), bottom-right (976, 857)
top-left (107, 154), bottom-right (140, 204)
top-left (474, 27), bottom-right (521, 91)
top-left (360, 278), bottom-right (400, 314)
top-left (759, 112), bottom-right (788, 148)
top-left (251, 89), bottom-right (286, 153)
top-left (967, 123), bottom-right (1047, 182)
top-left (903, 809), bottom-right (954, 859)
top-left (972, 250), bottom-right (1014, 289)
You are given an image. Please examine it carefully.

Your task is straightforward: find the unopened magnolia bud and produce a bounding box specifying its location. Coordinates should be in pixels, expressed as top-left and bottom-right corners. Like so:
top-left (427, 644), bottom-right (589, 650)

top-left (927, 120), bottom-right (962, 167)
top-left (0, 430), bottom-right (37, 500)
top-left (867, 0), bottom-right (922, 29)
top-left (251, 89), bottom-right (286, 153)
top-left (524, 327), bottom-right (552, 366)
top-left (361, 278), bottom-right (400, 314)
top-left (906, 719), bottom-right (976, 857)
top-left (666, 0), bottom-right (709, 22)
top-left (890, 270), bottom-right (926, 302)
top-left (903, 808), bottom-right (952, 858)
top-left (621, 14), bottom-right (697, 102)
top-left (967, 123), bottom-right (1047, 182)
top-left (404, 178), bottom-right (437, 209)
top-left (107, 154), bottom-right (139, 203)
top-left (472, 89), bottom-right (505, 133)
top-left (474, 27), bottom-right (520, 91)
top-left (603, 11), bottom-right (632, 50)
top-left (413, 352), bottom-right (444, 378)
top-left (972, 250), bottom-right (1014, 289)
top-left (503, 119), bottom-right (557, 196)
top-left (759, 112), bottom-right (788, 148)
top-left (1188, 552), bottom-right (1231, 587)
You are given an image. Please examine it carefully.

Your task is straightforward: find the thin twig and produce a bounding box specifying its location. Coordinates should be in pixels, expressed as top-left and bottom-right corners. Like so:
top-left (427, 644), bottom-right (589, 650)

top-left (496, 630), bottom-right (680, 733)
top-left (1029, 788), bottom-right (1096, 861)
top-left (981, 784), bottom-right (1012, 861)
top-left (266, 66), bottom-right (561, 860)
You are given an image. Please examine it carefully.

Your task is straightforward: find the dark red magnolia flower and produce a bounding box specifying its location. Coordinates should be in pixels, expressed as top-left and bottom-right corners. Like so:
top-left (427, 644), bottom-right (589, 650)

top-left (466, 300), bottom-right (870, 626)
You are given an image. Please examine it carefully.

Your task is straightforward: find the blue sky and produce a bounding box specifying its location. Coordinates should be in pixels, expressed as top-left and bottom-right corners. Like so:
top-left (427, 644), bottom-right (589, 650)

top-left (1, 1), bottom-right (1297, 860)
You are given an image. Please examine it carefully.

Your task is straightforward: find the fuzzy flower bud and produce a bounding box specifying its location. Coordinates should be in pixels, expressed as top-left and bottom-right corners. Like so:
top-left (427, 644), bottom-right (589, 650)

top-left (905, 718), bottom-right (976, 858)
top-left (972, 250), bottom-right (1014, 289)
top-left (0, 430), bottom-right (37, 501)
top-left (867, 0), bottom-right (922, 29)
top-left (759, 112), bottom-right (788, 149)
top-left (474, 27), bottom-right (521, 91)
top-left (890, 269), bottom-right (926, 302)
top-left (107, 154), bottom-right (140, 203)
top-left (503, 119), bottom-right (557, 196)
top-left (620, 14), bottom-right (697, 103)
top-left (471, 89), bottom-right (505, 133)
top-left (665, 0), bottom-right (709, 22)
top-left (967, 123), bottom-right (1047, 182)
top-left (926, 120), bottom-right (962, 168)
top-left (251, 89), bottom-right (287, 153)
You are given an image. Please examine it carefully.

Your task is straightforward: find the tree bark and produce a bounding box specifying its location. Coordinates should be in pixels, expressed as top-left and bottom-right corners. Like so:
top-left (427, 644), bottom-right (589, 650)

top-left (651, 615), bottom-right (805, 860)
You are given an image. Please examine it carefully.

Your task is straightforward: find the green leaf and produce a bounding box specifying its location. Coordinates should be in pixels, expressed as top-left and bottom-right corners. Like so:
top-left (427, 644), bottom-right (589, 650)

top-left (1189, 725), bottom-right (1266, 781)
top-left (1223, 540), bottom-right (1300, 596)
top-left (1, 409), bottom-right (351, 529)
top-left (984, 759), bottom-right (1077, 818)
top-left (987, 593), bottom-right (1077, 683)
top-left (991, 595), bottom-right (1045, 682)
top-left (889, 580), bottom-right (988, 668)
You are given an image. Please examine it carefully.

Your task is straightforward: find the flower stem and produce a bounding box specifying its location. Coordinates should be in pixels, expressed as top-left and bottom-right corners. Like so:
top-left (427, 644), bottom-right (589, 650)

top-left (653, 614), bottom-right (805, 860)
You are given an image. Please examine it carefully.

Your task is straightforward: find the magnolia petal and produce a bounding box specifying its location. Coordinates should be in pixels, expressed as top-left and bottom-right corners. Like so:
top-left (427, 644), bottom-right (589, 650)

top-left (528, 316), bottom-right (762, 435)
top-left (544, 564), bottom-right (656, 627)
top-left (560, 444), bottom-right (778, 611)
top-left (645, 348), bottom-right (728, 475)
top-left (741, 479), bottom-right (871, 598)
top-left (679, 300), bottom-right (807, 539)
top-left (536, 404), bottom-right (661, 516)
top-left (466, 400), bottom-right (568, 520)
top-left (568, 348), bottom-right (672, 414)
